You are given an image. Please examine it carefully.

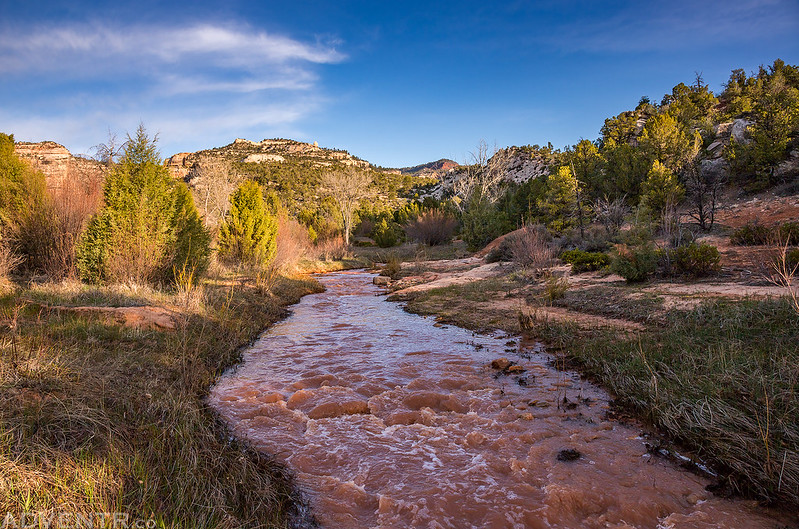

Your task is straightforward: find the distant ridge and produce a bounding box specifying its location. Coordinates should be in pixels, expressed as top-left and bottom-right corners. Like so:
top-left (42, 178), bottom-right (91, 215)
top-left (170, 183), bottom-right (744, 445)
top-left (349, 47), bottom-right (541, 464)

top-left (398, 159), bottom-right (459, 176)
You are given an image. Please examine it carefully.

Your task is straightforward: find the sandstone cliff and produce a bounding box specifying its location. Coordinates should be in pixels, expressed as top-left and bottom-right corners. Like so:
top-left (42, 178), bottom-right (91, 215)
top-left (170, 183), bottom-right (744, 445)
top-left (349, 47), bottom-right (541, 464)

top-left (14, 141), bottom-right (106, 190)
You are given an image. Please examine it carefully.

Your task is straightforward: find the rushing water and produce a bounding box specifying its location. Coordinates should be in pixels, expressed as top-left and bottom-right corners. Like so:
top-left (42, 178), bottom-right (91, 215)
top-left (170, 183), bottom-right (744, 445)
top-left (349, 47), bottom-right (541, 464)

top-left (209, 271), bottom-right (787, 528)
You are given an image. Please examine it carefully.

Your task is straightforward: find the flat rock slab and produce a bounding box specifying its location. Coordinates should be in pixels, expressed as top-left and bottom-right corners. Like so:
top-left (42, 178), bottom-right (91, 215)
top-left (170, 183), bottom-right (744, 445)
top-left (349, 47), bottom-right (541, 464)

top-left (44, 305), bottom-right (180, 330)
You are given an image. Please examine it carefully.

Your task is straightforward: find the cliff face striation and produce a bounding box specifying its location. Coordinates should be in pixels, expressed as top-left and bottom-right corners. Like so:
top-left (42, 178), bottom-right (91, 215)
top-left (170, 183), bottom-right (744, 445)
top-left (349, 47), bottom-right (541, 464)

top-left (14, 141), bottom-right (106, 190)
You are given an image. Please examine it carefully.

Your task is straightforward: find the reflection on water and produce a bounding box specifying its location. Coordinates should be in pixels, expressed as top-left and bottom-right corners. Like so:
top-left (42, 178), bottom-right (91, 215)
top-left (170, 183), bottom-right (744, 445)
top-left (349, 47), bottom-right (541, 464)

top-left (209, 271), bottom-right (785, 528)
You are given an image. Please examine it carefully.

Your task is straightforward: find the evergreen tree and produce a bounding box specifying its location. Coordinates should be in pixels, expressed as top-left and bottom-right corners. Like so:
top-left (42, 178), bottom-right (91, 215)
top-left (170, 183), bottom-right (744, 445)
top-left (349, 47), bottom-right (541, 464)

top-left (76, 125), bottom-right (210, 284)
top-left (537, 166), bottom-right (578, 232)
top-left (218, 180), bottom-right (277, 266)
top-left (639, 113), bottom-right (692, 173)
top-left (639, 160), bottom-right (685, 217)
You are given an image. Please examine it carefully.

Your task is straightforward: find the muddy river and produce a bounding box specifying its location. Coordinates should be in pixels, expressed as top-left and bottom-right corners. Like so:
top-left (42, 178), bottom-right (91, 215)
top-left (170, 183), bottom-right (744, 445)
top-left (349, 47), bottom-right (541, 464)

top-left (209, 270), bottom-right (787, 528)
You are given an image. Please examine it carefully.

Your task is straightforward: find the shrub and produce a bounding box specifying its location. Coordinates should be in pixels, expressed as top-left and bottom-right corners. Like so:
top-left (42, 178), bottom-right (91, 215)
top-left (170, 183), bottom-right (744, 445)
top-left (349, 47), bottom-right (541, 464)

top-left (560, 249), bottom-right (611, 273)
top-left (460, 200), bottom-right (511, 251)
top-left (371, 218), bottom-right (403, 248)
top-left (779, 222), bottom-right (799, 245)
top-left (730, 223), bottom-right (771, 245)
top-left (36, 176), bottom-right (103, 279)
top-left (788, 248), bottom-right (799, 270)
top-left (315, 236), bottom-right (349, 261)
top-left (76, 126), bottom-right (210, 285)
top-left (508, 224), bottom-right (554, 272)
top-left (218, 180), bottom-right (277, 266)
top-left (669, 242), bottom-right (721, 277)
top-left (485, 239), bottom-right (515, 263)
top-left (543, 272), bottom-right (569, 301)
top-left (380, 254), bottom-right (401, 279)
top-left (0, 240), bottom-right (23, 279)
top-left (273, 215), bottom-right (312, 272)
top-left (405, 209), bottom-right (457, 246)
top-left (611, 244), bottom-right (658, 283)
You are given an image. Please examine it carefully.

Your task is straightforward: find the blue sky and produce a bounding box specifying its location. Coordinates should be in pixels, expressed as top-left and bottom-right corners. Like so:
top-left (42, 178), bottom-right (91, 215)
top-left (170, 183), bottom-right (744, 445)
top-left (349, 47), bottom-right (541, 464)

top-left (1, 0), bottom-right (797, 167)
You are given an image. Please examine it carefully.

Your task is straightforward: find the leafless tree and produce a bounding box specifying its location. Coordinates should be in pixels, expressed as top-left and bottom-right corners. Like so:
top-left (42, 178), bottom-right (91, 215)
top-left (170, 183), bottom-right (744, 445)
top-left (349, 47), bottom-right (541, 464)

top-left (594, 195), bottom-right (629, 236)
top-left (190, 158), bottom-right (241, 230)
top-left (685, 160), bottom-right (725, 231)
top-left (452, 140), bottom-right (508, 211)
top-left (91, 130), bottom-right (128, 168)
top-left (320, 167), bottom-right (373, 246)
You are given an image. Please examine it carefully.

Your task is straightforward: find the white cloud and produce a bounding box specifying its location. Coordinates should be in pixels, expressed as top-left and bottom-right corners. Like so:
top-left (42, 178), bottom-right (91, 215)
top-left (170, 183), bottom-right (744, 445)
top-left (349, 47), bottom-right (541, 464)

top-left (0, 22), bottom-right (344, 73)
top-left (0, 21), bottom-right (344, 154)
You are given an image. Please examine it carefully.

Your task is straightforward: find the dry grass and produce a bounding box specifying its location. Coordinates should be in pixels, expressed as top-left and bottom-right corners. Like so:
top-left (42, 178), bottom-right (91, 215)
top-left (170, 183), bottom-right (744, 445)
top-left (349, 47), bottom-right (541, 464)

top-left (0, 272), bottom-right (323, 527)
top-left (528, 297), bottom-right (799, 509)
top-left (764, 237), bottom-right (799, 315)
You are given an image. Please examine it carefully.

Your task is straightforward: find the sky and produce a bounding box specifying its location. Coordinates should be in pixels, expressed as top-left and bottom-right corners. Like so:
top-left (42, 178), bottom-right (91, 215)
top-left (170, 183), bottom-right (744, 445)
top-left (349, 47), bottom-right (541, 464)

top-left (1, 0), bottom-right (798, 168)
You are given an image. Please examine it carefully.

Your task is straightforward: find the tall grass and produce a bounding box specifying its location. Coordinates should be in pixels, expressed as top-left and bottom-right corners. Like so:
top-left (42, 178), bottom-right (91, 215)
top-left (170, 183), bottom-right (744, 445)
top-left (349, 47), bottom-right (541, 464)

top-left (529, 297), bottom-right (799, 508)
top-left (0, 274), bottom-right (322, 527)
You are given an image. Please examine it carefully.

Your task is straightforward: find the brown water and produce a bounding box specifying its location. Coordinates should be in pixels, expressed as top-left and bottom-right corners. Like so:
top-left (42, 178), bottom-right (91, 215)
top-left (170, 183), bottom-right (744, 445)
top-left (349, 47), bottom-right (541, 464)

top-left (209, 271), bottom-right (788, 528)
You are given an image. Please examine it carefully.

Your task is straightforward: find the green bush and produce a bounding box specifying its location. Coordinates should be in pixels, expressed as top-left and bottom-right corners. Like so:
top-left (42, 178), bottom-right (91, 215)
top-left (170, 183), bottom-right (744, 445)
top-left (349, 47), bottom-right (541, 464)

top-left (76, 127), bottom-right (210, 285)
top-left (218, 180), bottom-right (278, 266)
top-left (669, 242), bottom-right (721, 277)
top-left (380, 253), bottom-right (402, 279)
top-left (610, 244), bottom-right (658, 283)
top-left (779, 222), bottom-right (799, 245)
top-left (560, 249), bottom-right (611, 273)
top-left (371, 218), bottom-right (403, 248)
top-left (460, 200), bottom-right (511, 251)
top-left (730, 223), bottom-right (771, 245)
top-left (787, 248), bottom-right (799, 270)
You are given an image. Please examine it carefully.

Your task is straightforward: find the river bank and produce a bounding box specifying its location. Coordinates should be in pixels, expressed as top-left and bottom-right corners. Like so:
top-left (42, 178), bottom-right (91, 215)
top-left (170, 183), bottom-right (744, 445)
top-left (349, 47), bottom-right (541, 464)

top-left (0, 270), bottom-right (324, 527)
top-left (384, 252), bottom-right (799, 517)
top-left (210, 269), bottom-right (793, 528)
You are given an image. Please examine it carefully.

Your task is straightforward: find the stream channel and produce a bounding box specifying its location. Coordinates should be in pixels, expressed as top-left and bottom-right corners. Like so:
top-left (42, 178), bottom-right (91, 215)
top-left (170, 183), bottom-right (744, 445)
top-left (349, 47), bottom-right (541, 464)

top-left (209, 270), bottom-right (788, 528)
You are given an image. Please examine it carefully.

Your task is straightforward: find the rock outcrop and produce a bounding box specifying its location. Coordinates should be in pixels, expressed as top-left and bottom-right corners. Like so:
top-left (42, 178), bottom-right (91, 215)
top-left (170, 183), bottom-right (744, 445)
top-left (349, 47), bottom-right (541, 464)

top-left (165, 138), bottom-right (371, 180)
top-left (14, 141), bottom-right (106, 190)
top-left (423, 146), bottom-right (551, 199)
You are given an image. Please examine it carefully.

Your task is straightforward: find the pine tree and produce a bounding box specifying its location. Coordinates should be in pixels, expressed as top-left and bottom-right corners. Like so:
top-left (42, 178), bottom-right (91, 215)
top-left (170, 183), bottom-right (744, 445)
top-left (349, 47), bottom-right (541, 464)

top-left (76, 125), bottom-right (210, 284)
top-left (639, 160), bottom-right (685, 217)
top-left (218, 180), bottom-right (277, 266)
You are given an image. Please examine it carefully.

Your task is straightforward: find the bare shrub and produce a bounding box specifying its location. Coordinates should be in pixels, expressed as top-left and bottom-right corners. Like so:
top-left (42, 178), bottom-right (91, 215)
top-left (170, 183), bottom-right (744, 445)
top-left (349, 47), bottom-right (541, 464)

top-left (764, 236), bottom-right (799, 315)
top-left (273, 216), bottom-right (312, 272)
top-left (594, 196), bottom-right (629, 236)
top-left (315, 236), bottom-right (350, 261)
top-left (405, 209), bottom-right (457, 246)
top-left (0, 241), bottom-right (23, 278)
top-left (508, 224), bottom-right (554, 274)
top-left (15, 173), bottom-right (103, 279)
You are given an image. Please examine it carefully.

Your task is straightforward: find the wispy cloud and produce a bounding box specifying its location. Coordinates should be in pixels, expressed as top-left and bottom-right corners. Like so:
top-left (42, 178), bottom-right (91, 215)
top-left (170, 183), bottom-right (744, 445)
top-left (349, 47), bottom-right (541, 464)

top-left (0, 21), bottom-right (345, 154)
top-left (548, 0), bottom-right (798, 53)
top-left (0, 22), bottom-right (344, 74)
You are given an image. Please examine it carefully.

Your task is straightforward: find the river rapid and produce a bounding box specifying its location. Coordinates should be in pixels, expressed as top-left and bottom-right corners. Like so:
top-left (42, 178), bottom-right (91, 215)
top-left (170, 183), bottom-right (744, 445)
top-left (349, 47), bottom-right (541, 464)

top-left (209, 270), bottom-right (786, 528)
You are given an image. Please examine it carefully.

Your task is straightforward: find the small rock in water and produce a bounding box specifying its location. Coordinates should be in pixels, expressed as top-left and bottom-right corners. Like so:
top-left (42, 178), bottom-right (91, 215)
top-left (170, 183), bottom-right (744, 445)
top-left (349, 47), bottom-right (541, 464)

top-left (507, 365), bottom-right (526, 374)
top-left (373, 276), bottom-right (390, 286)
top-left (491, 358), bottom-right (512, 370)
top-left (557, 448), bottom-right (581, 462)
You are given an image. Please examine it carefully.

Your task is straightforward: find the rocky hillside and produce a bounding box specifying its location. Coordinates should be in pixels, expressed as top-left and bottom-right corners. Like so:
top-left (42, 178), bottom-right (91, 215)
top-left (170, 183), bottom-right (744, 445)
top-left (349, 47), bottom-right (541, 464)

top-left (424, 146), bottom-right (553, 199)
top-left (165, 138), bottom-right (371, 181)
top-left (14, 141), bottom-right (106, 190)
top-left (398, 159), bottom-right (459, 178)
